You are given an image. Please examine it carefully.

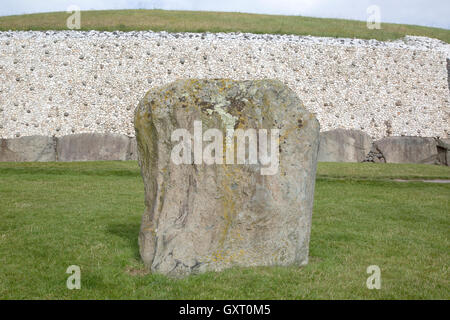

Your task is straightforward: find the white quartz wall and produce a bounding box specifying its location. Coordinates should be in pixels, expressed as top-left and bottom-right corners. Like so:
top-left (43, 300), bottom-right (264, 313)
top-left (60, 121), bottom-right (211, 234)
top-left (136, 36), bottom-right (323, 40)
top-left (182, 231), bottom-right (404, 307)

top-left (0, 31), bottom-right (449, 139)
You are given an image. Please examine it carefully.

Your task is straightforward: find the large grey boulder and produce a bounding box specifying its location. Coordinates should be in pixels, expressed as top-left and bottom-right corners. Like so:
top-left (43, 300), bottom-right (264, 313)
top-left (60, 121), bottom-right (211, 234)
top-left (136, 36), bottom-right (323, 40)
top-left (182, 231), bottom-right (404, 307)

top-left (0, 135), bottom-right (56, 162)
top-left (317, 129), bottom-right (372, 162)
top-left (56, 133), bottom-right (130, 161)
top-left (373, 136), bottom-right (438, 164)
top-left (135, 79), bottom-right (320, 277)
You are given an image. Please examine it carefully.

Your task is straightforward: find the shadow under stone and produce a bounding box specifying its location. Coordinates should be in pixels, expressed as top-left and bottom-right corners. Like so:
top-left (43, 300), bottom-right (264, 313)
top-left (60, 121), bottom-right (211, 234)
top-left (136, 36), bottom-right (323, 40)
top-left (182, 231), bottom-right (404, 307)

top-left (106, 222), bottom-right (141, 260)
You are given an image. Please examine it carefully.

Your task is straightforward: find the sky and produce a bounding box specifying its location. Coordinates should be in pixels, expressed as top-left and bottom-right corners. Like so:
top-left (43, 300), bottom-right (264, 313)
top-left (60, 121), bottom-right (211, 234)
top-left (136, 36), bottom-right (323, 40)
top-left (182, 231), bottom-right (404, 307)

top-left (1, 0), bottom-right (449, 29)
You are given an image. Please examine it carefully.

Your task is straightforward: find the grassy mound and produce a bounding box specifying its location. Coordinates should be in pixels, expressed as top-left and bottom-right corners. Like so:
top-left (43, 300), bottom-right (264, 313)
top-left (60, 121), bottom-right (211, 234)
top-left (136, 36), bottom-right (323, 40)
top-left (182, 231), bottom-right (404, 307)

top-left (0, 9), bottom-right (449, 43)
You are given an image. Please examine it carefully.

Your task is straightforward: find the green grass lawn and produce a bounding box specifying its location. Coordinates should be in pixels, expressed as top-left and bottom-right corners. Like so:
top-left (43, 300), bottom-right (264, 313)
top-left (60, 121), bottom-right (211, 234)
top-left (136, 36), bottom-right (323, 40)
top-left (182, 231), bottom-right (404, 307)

top-left (0, 161), bottom-right (449, 299)
top-left (0, 9), bottom-right (449, 43)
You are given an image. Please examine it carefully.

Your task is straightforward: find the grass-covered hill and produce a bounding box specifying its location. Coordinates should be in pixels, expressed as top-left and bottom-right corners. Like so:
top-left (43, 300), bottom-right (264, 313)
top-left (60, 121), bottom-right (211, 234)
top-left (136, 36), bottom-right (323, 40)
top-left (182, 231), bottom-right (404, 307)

top-left (0, 9), bottom-right (449, 43)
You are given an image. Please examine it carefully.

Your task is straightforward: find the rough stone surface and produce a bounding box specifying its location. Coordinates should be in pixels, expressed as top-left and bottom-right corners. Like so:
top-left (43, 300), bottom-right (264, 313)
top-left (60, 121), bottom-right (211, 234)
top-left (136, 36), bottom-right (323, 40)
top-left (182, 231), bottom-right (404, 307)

top-left (135, 79), bottom-right (320, 277)
top-left (373, 136), bottom-right (438, 164)
top-left (0, 135), bottom-right (56, 161)
top-left (363, 147), bottom-right (386, 163)
top-left (436, 138), bottom-right (450, 166)
top-left (56, 133), bottom-right (130, 161)
top-left (317, 129), bottom-right (372, 162)
top-left (128, 137), bottom-right (138, 160)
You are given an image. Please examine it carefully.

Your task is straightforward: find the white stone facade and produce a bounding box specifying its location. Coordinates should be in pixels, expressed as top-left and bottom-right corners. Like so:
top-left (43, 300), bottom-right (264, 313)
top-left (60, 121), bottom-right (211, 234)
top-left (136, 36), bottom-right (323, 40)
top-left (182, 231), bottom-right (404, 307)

top-left (0, 31), bottom-right (449, 139)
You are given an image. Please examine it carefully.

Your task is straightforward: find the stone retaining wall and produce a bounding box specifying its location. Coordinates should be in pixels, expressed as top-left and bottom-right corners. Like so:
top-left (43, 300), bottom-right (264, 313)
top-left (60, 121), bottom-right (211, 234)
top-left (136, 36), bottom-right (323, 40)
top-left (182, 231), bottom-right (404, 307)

top-left (1, 132), bottom-right (449, 165)
top-left (0, 133), bottom-right (137, 162)
top-left (317, 130), bottom-right (450, 165)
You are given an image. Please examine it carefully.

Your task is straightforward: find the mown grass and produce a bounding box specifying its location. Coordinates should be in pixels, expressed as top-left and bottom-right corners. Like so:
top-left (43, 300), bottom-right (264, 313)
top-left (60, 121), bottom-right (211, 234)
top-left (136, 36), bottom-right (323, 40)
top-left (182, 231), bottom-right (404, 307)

top-left (0, 161), bottom-right (449, 299)
top-left (0, 9), bottom-right (449, 43)
top-left (317, 162), bottom-right (450, 181)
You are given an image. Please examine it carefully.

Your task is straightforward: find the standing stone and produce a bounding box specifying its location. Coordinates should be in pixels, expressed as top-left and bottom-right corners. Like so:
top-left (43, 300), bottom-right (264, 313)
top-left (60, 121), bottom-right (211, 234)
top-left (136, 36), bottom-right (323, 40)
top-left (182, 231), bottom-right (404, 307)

top-left (0, 135), bottom-right (56, 162)
top-left (317, 129), bottom-right (372, 162)
top-left (135, 79), bottom-right (320, 277)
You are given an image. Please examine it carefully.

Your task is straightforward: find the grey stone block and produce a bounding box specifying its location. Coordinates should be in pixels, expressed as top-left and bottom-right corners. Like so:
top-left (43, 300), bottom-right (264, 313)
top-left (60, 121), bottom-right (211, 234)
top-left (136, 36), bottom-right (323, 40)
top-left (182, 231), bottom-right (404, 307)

top-left (0, 135), bottom-right (56, 162)
top-left (128, 137), bottom-right (138, 160)
top-left (436, 138), bottom-right (450, 166)
top-left (318, 129), bottom-right (372, 162)
top-left (374, 136), bottom-right (438, 164)
top-left (56, 133), bottom-right (130, 161)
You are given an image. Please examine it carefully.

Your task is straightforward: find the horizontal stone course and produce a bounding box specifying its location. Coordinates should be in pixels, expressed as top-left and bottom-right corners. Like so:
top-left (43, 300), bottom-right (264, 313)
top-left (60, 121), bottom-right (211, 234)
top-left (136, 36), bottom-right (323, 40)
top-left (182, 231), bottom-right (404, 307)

top-left (0, 133), bottom-right (136, 162)
top-left (315, 131), bottom-right (450, 165)
top-left (1, 131), bottom-right (449, 166)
